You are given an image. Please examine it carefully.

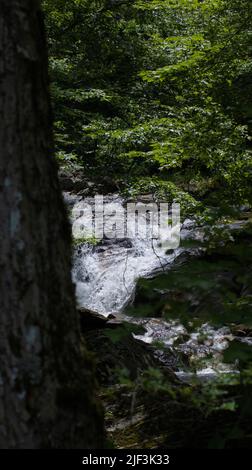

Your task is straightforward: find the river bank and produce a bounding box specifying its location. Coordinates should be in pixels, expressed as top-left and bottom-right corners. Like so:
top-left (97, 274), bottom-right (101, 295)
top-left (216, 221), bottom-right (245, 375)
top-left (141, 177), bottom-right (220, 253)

top-left (63, 179), bottom-right (252, 448)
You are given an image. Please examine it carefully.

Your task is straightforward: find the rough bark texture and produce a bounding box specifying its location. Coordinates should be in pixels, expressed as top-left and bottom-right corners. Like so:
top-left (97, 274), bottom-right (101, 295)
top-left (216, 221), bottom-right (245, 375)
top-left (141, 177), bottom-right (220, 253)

top-left (0, 0), bottom-right (104, 448)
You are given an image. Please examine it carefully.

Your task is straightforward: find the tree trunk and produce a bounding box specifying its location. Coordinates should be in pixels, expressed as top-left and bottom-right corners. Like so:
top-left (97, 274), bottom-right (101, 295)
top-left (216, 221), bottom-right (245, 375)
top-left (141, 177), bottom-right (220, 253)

top-left (0, 0), bottom-right (104, 448)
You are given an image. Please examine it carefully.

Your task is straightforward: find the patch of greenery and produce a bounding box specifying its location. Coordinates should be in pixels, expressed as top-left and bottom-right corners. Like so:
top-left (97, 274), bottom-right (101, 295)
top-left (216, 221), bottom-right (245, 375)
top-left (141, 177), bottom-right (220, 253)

top-left (44, 0), bottom-right (252, 448)
top-left (72, 235), bottom-right (98, 246)
top-left (44, 0), bottom-right (252, 211)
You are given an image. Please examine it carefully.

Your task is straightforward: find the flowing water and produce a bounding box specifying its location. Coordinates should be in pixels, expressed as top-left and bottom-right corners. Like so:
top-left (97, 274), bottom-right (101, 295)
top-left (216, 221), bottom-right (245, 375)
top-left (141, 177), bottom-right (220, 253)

top-left (64, 192), bottom-right (249, 380)
top-left (66, 193), bottom-right (197, 316)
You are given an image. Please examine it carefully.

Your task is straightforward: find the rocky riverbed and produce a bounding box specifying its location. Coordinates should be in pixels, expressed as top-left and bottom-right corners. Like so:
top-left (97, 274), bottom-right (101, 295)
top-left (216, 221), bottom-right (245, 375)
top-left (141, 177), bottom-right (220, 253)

top-left (63, 189), bottom-right (252, 383)
top-left (61, 181), bottom-right (252, 447)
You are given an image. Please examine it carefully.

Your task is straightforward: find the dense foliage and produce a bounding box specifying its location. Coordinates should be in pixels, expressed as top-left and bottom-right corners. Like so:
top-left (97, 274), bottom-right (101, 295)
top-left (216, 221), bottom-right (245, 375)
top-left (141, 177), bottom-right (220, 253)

top-left (44, 0), bottom-right (252, 210)
top-left (43, 0), bottom-right (252, 448)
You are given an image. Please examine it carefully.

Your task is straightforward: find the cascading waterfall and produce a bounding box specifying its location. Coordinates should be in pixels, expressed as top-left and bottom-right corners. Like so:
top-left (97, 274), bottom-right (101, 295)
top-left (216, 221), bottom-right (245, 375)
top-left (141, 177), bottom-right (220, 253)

top-left (68, 193), bottom-right (194, 316)
top-left (64, 192), bottom-right (244, 379)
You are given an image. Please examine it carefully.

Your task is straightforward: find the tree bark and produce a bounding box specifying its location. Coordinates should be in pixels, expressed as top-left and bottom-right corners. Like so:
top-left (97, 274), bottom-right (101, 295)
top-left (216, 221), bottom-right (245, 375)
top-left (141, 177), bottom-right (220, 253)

top-left (0, 0), bottom-right (104, 448)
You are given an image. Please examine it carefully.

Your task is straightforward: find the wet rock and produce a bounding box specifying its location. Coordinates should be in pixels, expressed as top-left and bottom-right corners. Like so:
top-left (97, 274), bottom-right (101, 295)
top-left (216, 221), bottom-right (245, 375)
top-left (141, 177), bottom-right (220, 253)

top-left (95, 246), bottom-right (108, 253)
top-left (106, 318), bottom-right (126, 328)
top-left (76, 188), bottom-right (91, 197)
top-left (78, 307), bottom-right (115, 330)
top-left (77, 182), bottom-right (100, 196)
top-left (127, 194), bottom-right (155, 204)
top-left (118, 239), bottom-right (133, 249)
top-left (102, 176), bottom-right (120, 193)
top-left (73, 179), bottom-right (89, 192)
top-left (99, 237), bottom-right (133, 249)
top-left (63, 192), bottom-right (81, 207)
top-left (231, 324), bottom-right (252, 338)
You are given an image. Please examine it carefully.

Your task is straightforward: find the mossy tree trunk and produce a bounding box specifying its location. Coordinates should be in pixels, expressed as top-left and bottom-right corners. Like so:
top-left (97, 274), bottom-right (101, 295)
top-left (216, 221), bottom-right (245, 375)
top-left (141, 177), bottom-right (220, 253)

top-left (0, 0), bottom-right (103, 449)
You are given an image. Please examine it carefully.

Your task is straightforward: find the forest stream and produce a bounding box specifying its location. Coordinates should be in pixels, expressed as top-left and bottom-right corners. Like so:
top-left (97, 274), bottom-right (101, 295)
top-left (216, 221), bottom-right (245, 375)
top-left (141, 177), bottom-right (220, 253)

top-left (65, 192), bottom-right (252, 382)
top-left (3, 0), bottom-right (252, 452)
